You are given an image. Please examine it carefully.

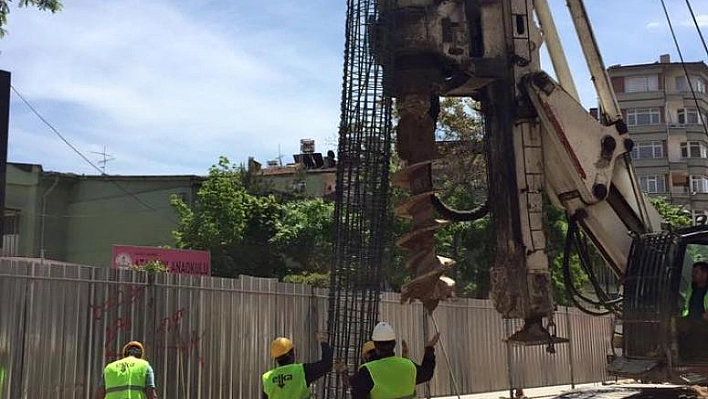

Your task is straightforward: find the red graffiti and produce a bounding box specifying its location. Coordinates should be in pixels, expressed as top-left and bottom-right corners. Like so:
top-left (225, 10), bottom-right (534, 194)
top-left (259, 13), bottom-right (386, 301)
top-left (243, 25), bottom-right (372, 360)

top-left (89, 286), bottom-right (145, 320)
top-left (156, 308), bottom-right (187, 335)
top-left (160, 329), bottom-right (206, 368)
top-left (104, 317), bottom-right (131, 348)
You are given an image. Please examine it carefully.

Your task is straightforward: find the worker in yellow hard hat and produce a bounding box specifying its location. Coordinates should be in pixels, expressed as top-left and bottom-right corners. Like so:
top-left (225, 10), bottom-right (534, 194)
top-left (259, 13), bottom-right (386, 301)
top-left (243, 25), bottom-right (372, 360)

top-left (348, 321), bottom-right (440, 399)
top-left (96, 341), bottom-right (158, 399)
top-left (333, 340), bottom-right (380, 389)
top-left (261, 331), bottom-right (333, 399)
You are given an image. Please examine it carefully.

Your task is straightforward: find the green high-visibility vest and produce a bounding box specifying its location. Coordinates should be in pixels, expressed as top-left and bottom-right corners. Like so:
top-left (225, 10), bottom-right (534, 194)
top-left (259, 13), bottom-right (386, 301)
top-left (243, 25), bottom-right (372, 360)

top-left (103, 356), bottom-right (149, 399)
top-left (363, 357), bottom-right (417, 399)
top-left (0, 365), bottom-right (5, 396)
top-left (682, 286), bottom-right (708, 317)
top-left (262, 363), bottom-right (310, 399)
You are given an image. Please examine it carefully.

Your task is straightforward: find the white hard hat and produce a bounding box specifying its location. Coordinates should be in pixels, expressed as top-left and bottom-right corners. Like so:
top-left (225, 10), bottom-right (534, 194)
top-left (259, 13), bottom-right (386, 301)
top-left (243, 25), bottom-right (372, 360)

top-left (372, 321), bottom-right (396, 341)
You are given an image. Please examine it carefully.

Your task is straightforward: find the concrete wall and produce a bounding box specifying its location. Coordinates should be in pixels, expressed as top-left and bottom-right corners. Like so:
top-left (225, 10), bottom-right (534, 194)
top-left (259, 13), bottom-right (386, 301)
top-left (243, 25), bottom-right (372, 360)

top-left (4, 163), bottom-right (201, 267)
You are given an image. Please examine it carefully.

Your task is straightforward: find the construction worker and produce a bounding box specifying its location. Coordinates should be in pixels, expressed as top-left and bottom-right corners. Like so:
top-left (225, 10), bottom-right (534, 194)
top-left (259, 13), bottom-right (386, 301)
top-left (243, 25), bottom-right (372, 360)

top-left (96, 341), bottom-right (157, 399)
top-left (348, 321), bottom-right (439, 399)
top-left (334, 340), bottom-right (378, 389)
top-left (682, 261), bottom-right (708, 320)
top-left (261, 331), bottom-right (333, 399)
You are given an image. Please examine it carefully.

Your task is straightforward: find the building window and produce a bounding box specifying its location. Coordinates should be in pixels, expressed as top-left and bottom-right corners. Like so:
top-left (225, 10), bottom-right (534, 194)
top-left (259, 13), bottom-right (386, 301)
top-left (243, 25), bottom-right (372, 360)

top-left (631, 140), bottom-right (664, 159)
top-left (627, 108), bottom-right (661, 126)
top-left (2, 213), bottom-right (19, 235)
top-left (681, 141), bottom-right (708, 158)
top-left (690, 175), bottom-right (708, 193)
top-left (678, 108), bottom-right (701, 125)
top-left (639, 175), bottom-right (666, 193)
top-left (676, 76), bottom-right (706, 93)
top-left (626, 75), bottom-right (659, 93)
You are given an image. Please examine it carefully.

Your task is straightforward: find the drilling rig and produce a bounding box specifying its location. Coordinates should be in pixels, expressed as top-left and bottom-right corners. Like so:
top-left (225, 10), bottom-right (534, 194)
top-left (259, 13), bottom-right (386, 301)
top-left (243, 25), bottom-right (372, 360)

top-left (326, 0), bottom-right (708, 394)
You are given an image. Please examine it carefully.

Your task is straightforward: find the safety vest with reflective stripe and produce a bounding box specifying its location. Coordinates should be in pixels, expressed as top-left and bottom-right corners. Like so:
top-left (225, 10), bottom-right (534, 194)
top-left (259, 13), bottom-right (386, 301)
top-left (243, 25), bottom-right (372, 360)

top-left (103, 356), bottom-right (149, 399)
top-left (262, 363), bottom-right (310, 399)
top-left (682, 286), bottom-right (708, 317)
top-left (363, 357), bottom-right (417, 399)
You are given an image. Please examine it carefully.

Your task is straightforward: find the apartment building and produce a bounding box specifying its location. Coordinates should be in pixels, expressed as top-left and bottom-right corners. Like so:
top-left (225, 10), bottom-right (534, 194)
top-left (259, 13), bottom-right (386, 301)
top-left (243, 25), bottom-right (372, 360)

top-left (608, 54), bottom-right (708, 221)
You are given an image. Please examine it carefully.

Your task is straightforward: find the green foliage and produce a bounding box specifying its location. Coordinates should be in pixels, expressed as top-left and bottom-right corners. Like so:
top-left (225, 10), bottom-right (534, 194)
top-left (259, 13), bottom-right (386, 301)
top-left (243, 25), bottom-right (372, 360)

top-left (0, 0), bottom-right (62, 37)
top-left (130, 259), bottom-right (169, 274)
top-left (271, 199), bottom-right (335, 273)
top-left (650, 197), bottom-right (691, 228)
top-left (172, 157), bottom-right (284, 278)
top-left (283, 272), bottom-right (330, 288)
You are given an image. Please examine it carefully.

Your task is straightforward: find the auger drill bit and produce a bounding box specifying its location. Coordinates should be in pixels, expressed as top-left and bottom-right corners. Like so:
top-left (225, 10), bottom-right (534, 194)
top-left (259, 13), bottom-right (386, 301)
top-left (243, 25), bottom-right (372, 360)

top-left (392, 93), bottom-right (455, 312)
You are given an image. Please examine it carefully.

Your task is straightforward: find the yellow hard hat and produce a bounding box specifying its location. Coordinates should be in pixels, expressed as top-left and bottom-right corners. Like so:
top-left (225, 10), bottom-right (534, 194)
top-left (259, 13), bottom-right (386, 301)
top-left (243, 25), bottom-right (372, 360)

top-left (361, 341), bottom-right (375, 358)
top-left (271, 337), bottom-right (294, 359)
top-left (122, 341), bottom-right (145, 359)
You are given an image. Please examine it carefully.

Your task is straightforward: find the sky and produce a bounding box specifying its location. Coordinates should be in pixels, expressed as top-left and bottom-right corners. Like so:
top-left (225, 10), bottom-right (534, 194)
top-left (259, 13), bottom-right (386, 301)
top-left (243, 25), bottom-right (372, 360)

top-left (0, 0), bottom-right (707, 176)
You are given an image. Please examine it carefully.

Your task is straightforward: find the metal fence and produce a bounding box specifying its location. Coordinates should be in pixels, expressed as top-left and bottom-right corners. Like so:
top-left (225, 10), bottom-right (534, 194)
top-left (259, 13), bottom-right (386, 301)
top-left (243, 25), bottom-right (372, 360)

top-left (0, 259), bottom-right (613, 398)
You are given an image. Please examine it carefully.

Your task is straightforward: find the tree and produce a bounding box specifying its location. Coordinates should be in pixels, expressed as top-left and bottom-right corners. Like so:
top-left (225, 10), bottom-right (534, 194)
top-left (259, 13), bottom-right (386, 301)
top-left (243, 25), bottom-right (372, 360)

top-left (0, 0), bottom-right (62, 36)
top-left (171, 157), bottom-right (284, 278)
top-left (650, 197), bottom-right (692, 227)
top-left (271, 198), bottom-right (335, 275)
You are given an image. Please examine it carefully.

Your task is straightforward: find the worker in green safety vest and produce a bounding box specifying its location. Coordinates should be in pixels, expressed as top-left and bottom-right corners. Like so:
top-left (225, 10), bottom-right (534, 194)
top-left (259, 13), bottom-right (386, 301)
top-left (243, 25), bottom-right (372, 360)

top-left (348, 321), bottom-right (439, 399)
top-left (682, 261), bottom-right (708, 320)
top-left (96, 341), bottom-right (157, 399)
top-left (261, 331), bottom-right (333, 399)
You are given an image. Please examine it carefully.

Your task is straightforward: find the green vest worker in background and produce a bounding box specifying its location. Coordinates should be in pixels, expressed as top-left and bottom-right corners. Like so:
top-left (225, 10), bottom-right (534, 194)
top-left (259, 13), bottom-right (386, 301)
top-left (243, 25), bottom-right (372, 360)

top-left (97, 341), bottom-right (157, 399)
top-left (349, 322), bottom-right (439, 399)
top-left (261, 332), bottom-right (333, 399)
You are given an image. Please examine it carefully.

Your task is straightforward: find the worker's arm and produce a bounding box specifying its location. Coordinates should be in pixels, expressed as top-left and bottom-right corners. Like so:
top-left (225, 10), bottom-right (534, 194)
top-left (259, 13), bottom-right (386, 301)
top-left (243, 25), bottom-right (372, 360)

top-left (414, 347), bottom-right (436, 384)
top-left (303, 332), bottom-right (334, 385)
top-left (348, 367), bottom-right (374, 399)
top-left (414, 332), bottom-right (439, 384)
top-left (96, 373), bottom-right (106, 399)
top-left (145, 364), bottom-right (158, 399)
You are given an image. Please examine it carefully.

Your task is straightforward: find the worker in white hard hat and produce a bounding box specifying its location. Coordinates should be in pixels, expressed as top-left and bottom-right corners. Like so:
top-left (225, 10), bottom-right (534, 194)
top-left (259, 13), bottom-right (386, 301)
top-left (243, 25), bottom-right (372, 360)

top-left (348, 321), bottom-right (439, 399)
top-left (261, 331), bottom-right (333, 399)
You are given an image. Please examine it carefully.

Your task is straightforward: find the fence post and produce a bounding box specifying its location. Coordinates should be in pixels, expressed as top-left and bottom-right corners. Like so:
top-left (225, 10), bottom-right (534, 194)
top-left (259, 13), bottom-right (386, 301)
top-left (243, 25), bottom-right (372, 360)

top-left (565, 306), bottom-right (575, 389)
top-left (505, 319), bottom-right (514, 399)
top-left (422, 308), bottom-right (431, 399)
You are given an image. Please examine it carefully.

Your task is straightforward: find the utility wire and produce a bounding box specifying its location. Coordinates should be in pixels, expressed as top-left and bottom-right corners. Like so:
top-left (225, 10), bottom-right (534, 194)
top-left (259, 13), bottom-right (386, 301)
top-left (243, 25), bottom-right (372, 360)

top-left (685, 0), bottom-right (708, 59)
top-left (10, 86), bottom-right (178, 223)
top-left (660, 0), bottom-right (708, 140)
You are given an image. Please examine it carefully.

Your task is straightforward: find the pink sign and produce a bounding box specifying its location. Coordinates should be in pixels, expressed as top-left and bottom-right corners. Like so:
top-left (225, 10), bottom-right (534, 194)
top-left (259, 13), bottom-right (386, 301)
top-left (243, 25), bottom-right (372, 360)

top-left (112, 245), bottom-right (211, 276)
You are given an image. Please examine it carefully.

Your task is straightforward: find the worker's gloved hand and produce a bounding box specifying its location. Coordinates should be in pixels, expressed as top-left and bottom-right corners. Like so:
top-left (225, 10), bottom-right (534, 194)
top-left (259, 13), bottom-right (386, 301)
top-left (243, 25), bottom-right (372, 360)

top-left (425, 332), bottom-right (440, 348)
top-left (401, 339), bottom-right (409, 358)
top-left (333, 359), bottom-right (347, 373)
top-left (317, 331), bottom-right (328, 343)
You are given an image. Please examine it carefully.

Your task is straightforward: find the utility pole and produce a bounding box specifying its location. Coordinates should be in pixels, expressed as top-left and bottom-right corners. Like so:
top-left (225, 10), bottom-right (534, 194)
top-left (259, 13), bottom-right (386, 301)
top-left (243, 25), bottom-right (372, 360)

top-left (91, 145), bottom-right (115, 174)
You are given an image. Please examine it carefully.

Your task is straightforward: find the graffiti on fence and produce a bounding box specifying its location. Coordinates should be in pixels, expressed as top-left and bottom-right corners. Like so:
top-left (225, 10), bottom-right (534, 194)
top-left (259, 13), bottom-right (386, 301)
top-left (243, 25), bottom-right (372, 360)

top-left (156, 307), bottom-right (206, 368)
top-left (88, 295), bottom-right (206, 367)
top-left (103, 317), bottom-right (132, 361)
top-left (89, 286), bottom-right (145, 320)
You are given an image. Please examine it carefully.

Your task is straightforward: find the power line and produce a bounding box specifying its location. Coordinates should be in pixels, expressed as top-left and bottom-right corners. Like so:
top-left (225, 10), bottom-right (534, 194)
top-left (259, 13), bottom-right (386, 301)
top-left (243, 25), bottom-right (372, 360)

top-left (660, 0), bottom-right (708, 140)
top-left (10, 85), bottom-right (178, 223)
top-left (685, 0), bottom-right (708, 59)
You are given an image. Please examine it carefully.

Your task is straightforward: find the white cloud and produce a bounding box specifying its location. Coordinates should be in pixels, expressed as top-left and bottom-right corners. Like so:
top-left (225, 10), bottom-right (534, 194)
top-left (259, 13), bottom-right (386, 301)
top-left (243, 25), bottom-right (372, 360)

top-left (1, 0), bottom-right (344, 175)
top-left (680, 13), bottom-right (708, 28)
top-left (646, 21), bottom-right (663, 30)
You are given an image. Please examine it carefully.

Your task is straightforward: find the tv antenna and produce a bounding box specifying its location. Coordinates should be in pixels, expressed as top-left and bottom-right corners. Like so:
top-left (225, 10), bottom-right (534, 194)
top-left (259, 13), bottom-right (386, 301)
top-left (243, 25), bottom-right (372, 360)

top-left (90, 145), bottom-right (115, 174)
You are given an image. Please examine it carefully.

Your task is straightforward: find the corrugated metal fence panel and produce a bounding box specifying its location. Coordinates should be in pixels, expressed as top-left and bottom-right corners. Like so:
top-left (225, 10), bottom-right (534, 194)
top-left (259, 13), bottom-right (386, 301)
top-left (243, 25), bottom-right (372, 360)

top-left (0, 259), bottom-right (614, 398)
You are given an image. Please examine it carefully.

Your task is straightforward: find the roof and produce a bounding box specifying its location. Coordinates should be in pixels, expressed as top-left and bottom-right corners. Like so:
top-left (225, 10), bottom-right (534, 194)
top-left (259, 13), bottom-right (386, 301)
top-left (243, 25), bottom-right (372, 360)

top-left (8, 162), bottom-right (42, 173)
top-left (608, 61), bottom-right (708, 72)
top-left (258, 165), bottom-right (336, 176)
top-left (41, 170), bottom-right (204, 182)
